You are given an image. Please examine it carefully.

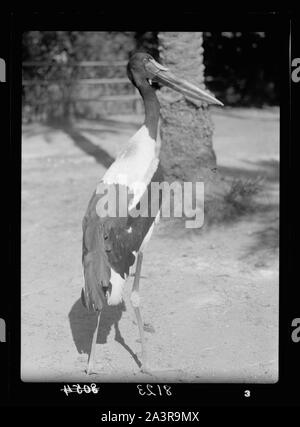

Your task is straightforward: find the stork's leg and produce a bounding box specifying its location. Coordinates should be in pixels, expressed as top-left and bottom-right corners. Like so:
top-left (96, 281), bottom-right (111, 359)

top-left (130, 253), bottom-right (184, 379)
top-left (86, 310), bottom-right (101, 375)
top-left (130, 252), bottom-right (149, 372)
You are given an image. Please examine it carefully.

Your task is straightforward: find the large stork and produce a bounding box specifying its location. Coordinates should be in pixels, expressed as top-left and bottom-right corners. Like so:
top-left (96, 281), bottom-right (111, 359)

top-left (81, 52), bottom-right (223, 375)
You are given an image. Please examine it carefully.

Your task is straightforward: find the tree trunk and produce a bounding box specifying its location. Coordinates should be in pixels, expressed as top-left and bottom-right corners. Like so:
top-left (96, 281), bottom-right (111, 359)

top-left (157, 32), bottom-right (224, 199)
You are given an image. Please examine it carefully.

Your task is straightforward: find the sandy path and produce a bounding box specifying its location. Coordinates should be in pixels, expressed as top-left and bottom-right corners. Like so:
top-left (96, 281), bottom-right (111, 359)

top-left (21, 108), bottom-right (279, 382)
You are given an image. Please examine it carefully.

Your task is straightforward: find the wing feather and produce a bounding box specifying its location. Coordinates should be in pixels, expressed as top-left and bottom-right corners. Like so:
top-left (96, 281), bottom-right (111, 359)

top-left (81, 163), bottom-right (164, 311)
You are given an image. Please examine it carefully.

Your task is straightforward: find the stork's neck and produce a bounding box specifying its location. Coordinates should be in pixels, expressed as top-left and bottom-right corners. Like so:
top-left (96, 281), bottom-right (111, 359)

top-left (138, 85), bottom-right (160, 140)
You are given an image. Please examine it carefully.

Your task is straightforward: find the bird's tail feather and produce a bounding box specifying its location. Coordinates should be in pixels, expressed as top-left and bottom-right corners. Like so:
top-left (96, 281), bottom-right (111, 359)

top-left (82, 254), bottom-right (107, 311)
top-left (82, 220), bottom-right (110, 312)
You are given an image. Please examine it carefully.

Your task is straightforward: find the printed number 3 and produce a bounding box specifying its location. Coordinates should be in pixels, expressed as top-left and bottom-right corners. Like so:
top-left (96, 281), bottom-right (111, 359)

top-left (244, 390), bottom-right (251, 397)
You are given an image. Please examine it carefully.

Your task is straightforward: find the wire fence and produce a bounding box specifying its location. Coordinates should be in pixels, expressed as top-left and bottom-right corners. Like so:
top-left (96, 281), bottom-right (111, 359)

top-left (22, 60), bottom-right (143, 122)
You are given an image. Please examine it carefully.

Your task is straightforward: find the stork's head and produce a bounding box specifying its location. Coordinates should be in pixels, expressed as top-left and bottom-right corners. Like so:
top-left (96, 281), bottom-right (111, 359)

top-left (127, 51), bottom-right (223, 106)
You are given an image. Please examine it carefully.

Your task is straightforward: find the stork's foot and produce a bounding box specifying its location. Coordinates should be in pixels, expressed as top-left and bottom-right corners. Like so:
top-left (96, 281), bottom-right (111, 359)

top-left (86, 368), bottom-right (96, 375)
top-left (86, 359), bottom-right (102, 375)
top-left (139, 364), bottom-right (185, 379)
top-left (85, 365), bottom-right (103, 375)
top-left (140, 362), bottom-right (152, 375)
top-left (86, 362), bottom-right (97, 375)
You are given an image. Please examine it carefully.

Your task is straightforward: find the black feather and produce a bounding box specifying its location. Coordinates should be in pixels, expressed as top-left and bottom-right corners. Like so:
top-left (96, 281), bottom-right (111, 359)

top-left (81, 163), bottom-right (164, 312)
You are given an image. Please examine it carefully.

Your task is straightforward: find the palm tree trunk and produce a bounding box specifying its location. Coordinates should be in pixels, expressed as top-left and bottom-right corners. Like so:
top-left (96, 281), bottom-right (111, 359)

top-left (157, 32), bottom-right (223, 198)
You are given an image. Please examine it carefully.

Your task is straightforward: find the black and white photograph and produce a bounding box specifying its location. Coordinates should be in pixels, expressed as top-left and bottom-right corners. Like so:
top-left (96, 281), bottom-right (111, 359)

top-left (20, 29), bottom-right (280, 384)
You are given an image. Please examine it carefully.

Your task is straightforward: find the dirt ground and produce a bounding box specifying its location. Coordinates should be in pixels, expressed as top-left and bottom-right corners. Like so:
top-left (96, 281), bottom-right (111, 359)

top-left (21, 107), bottom-right (279, 382)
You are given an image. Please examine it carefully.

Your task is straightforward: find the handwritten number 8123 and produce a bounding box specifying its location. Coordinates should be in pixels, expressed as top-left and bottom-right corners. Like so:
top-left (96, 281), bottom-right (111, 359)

top-left (137, 384), bottom-right (172, 396)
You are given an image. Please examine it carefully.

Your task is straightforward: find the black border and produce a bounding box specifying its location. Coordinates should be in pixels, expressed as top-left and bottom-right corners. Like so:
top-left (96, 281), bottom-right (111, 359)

top-left (1, 10), bottom-right (299, 410)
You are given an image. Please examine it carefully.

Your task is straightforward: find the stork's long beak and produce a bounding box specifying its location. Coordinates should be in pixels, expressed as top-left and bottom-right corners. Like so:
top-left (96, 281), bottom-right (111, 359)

top-left (145, 58), bottom-right (223, 106)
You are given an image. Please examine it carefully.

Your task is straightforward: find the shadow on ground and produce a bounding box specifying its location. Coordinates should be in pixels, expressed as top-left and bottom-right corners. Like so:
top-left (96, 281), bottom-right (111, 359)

top-left (211, 107), bottom-right (279, 121)
top-left (63, 126), bottom-right (115, 168)
top-left (32, 118), bottom-right (119, 168)
top-left (218, 159), bottom-right (279, 183)
top-left (68, 298), bottom-right (141, 368)
top-left (77, 116), bottom-right (141, 131)
top-left (241, 214), bottom-right (279, 259)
